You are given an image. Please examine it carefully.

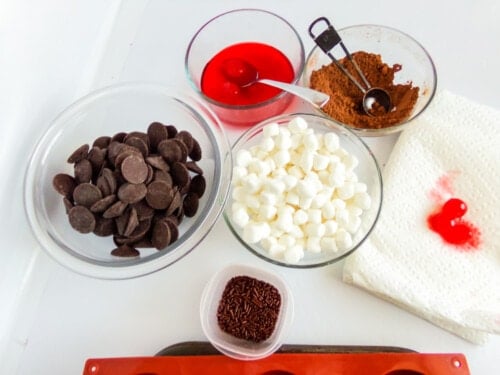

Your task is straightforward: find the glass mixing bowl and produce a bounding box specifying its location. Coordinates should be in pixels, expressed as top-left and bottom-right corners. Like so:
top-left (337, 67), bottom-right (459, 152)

top-left (24, 82), bottom-right (232, 279)
top-left (303, 24), bottom-right (437, 136)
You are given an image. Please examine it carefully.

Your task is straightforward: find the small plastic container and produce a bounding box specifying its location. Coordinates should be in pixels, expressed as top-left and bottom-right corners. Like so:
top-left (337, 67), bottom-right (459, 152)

top-left (200, 263), bottom-right (294, 360)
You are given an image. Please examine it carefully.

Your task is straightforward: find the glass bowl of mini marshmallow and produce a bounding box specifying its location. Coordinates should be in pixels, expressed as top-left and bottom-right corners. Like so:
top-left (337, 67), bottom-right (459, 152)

top-left (224, 113), bottom-right (382, 267)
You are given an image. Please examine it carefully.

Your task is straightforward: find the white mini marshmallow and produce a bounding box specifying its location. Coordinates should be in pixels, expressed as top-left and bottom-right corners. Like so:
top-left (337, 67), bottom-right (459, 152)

top-left (235, 149), bottom-right (253, 168)
top-left (273, 149), bottom-right (291, 167)
top-left (305, 222), bottom-right (325, 237)
top-left (299, 151), bottom-right (314, 172)
top-left (323, 132), bottom-right (340, 152)
top-left (264, 178), bottom-right (286, 195)
top-left (324, 220), bottom-right (338, 235)
top-left (232, 186), bottom-right (246, 202)
top-left (244, 194), bottom-right (260, 210)
top-left (278, 233), bottom-right (296, 248)
top-left (275, 128), bottom-right (292, 149)
top-left (306, 236), bottom-right (322, 253)
top-left (346, 214), bottom-right (362, 234)
top-left (258, 204), bottom-right (277, 221)
top-left (307, 209), bottom-right (322, 224)
top-left (335, 228), bottom-right (353, 250)
top-left (284, 245), bottom-right (304, 263)
top-left (335, 207), bottom-right (349, 227)
top-left (241, 173), bottom-right (262, 194)
top-left (311, 192), bottom-right (329, 209)
top-left (337, 181), bottom-right (355, 200)
top-left (342, 153), bottom-right (359, 170)
top-left (232, 206), bottom-right (250, 228)
top-left (263, 122), bottom-right (280, 138)
top-left (288, 116), bottom-right (309, 133)
top-left (260, 136), bottom-right (275, 152)
top-left (232, 166), bottom-right (247, 183)
top-left (282, 174), bottom-right (298, 189)
top-left (276, 207), bottom-right (294, 232)
top-left (288, 165), bottom-right (304, 179)
top-left (293, 209), bottom-right (309, 226)
top-left (285, 191), bottom-right (300, 206)
top-left (353, 191), bottom-right (372, 210)
top-left (320, 236), bottom-right (338, 252)
top-left (313, 153), bottom-right (330, 171)
top-left (303, 133), bottom-right (319, 150)
top-left (296, 180), bottom-right (315, 199)
top-left (243, 221), bottom-right (270, 244)
top-left (322, 201), bottom-right (336, 220)
top-left (260, 191), bottom-right (278, 206)
top-left (261, 236), bottom-right (278, 251)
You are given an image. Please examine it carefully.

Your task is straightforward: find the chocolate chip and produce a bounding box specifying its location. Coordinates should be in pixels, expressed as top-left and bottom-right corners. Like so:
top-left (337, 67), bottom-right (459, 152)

top-left (63, 197), bottom-right (74, 213)
top-left (114, 146), bottom-right (142, 168)
top-left (189, 138), bottom-right (202, 161)
top-left (93, 216), bottom-right (115, 237)
top-left (117, 182), bottom-right (147, 204)
top-left (121, 154), bottom-right (148, 184)
top-left (111, 244), bottom-right (139, 257)
top-left (102, 168), bottom-right (117, 194)
top-left (151, 220), bottom-right (171, 250)
top-left (53, 173), bottom-right (76, 198)
top-left (88, 146), bottom-right (107, 172)
top-left (190, 174), bottom-right (206, 198)
top-left (153, 169), bottom-right (173, 186)
top-left (166, 188), bottom-right (182, 216)
top-left (68, 205), bottom-right (96, 233)
top-left (171, 161), bottom-right (190, 189)
top-left (92, 136), bottom-right (111, 149)
top-left (108, 143), bottom-right (125, 167)
top-left (111, 132), bottom-right (127, 143)
top-left (175, 130), bottom-right (194, 153)
top-left (172, 138), bottom-right (189, 162)
top-left (125, 136), bottom-right (149, 158)
top-left (73, 183), bottom-right (103, 207)
top-left (165, 124), bottom-right (178, 138)
top-left (164, 217), bottom-right (179, 244)
top-left (183, 192), bottom-right (199, 217)
top-left (123, 207), bottom-right (139, 237)
top-left (102, 200), bottom-right (128, 219)
top-left (131, 200), bottom-right (155, 220)
top-left (96, 175), bottom-right (112, 197)
top-left (146, 155), bottom-right (170, 172)
top-left (90, 194), bottom-right (117, 213)
top-left (185, 161), bottom-right (203, 175)
top-left (67, 144), bottom-right (89, 164)
top-left (74, 159), bottom-right (93, 184)
top-left (147, 122), bottom-right (168, 151)
top-left (124, 131), bottom-right (149, 149)
top-left (146, 180), bottom-right (174, 210)
top-left (157, 139), bottom-right (182, 163)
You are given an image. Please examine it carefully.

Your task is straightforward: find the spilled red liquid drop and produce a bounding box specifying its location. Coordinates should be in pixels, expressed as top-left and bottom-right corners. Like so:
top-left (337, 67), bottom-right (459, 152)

top-left (427, 197), bottom-right (480, 249)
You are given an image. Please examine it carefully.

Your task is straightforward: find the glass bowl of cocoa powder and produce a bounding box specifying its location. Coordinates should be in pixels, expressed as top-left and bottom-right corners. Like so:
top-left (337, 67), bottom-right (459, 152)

top-left (24, 82), bottom-right (232, 279)
top-left (303, 24), bottom-right (437, 136)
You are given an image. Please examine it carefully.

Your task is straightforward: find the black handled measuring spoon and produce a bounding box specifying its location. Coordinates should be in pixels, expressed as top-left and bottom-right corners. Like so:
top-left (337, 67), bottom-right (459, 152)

top-left (308, 17), bottom-right (392, 116)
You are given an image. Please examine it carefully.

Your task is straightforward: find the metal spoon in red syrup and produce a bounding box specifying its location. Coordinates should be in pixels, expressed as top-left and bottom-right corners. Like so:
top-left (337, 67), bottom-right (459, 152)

top-left (220, 58), bottom-right (330, 108)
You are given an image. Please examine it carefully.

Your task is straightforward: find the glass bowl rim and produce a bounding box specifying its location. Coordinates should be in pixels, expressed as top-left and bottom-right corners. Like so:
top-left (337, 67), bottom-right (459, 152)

top-left (223, 112), bottom-right (383, 268)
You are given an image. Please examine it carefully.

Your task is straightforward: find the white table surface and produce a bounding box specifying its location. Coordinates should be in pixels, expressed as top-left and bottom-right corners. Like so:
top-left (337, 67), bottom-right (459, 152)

top-left (1, 0), bottom-right (499, 374)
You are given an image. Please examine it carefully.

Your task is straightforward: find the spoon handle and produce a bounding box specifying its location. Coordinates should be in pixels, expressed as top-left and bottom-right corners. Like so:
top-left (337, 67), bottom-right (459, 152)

top-left (258, 79), bottom-right (330, 108)
top-left (308, 17), bottom-right (372, 92)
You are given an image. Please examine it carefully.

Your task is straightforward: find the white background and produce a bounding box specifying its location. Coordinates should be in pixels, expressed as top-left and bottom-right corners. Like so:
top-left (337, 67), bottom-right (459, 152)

top-left (1, 0), bottom-right (499, 374)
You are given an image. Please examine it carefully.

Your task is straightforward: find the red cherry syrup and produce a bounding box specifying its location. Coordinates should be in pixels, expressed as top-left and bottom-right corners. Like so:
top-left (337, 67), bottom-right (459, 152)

top-left (201, 42), bottom-right (295, 106)
top-left (427, 197), bottom-right (480, 248)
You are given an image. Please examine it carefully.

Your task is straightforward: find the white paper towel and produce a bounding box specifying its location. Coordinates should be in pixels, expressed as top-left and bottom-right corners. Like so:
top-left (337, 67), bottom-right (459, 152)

top-left (343, 90), bottom-right (500, 344)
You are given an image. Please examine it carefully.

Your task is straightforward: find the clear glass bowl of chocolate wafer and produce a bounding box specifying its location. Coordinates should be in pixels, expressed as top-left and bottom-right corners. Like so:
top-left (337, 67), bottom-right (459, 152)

top-left (24, 82), bottom-right (232, 279)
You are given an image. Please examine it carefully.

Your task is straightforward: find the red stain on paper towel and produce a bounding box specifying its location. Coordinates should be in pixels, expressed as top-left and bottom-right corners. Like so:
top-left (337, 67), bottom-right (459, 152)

top-left (427, 172), bottom-right (481, 250)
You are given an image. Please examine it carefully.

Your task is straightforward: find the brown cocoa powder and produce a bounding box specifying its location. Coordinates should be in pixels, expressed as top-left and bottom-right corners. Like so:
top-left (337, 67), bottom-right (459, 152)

top-left (310, 51), bottom-right (419, 129)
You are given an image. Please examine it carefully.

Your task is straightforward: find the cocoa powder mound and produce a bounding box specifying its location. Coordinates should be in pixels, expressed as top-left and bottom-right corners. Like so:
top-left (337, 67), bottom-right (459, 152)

top-left (310, 51), bottom-right (419, 129)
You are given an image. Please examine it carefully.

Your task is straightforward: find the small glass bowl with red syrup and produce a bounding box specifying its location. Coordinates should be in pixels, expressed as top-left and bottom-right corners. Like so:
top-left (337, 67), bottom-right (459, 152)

top-left (200, 263), bottom-right (294, 360)
top-left (185, 8), bottom-right (305, 127)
